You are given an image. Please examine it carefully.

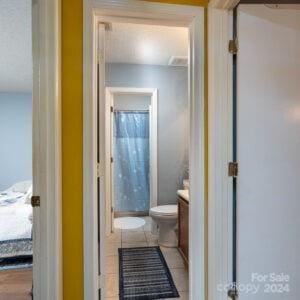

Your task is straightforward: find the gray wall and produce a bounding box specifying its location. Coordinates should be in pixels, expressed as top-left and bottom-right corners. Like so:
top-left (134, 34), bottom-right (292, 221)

top-left (0, 93), bottom-right (32, 190)
top-left (106, 63), bottom-right (189, 206)
top-left (114, 94), bottom-right (151, 110)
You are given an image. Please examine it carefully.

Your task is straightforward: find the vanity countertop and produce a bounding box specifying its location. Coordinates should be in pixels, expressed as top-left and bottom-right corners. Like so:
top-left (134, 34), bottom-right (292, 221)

top-left (177, 189), bottom-right (189, 202)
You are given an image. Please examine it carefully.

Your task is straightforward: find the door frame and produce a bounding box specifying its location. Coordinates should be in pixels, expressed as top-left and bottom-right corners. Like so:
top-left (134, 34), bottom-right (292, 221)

top-left (105, 87), bottom-right (158, 235)
top-left (208, 1), bottom-right (237, 300)
top-left (208, 2), bottom-right (300, 299)
top-left (32, 0), bottom-right (62, 299)
top-left (83, 1), bottom-right (205, 299)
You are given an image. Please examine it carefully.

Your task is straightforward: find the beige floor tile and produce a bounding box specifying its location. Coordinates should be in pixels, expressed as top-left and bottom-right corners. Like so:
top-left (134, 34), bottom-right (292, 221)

top-left (145, 232), bottom-right (159, 246)
top-left (105, 273), bottom-right (119, 298)
top-left (106, 242), bottom-right (121, 257)
top-left (106, 255), bottom-right (119, 274)
top-left (162, 291), bottom-right (189, 300)
top-left (160, 248), bottom-right (185, 268)
top-left (107, 231), bottom-right (121, 243)
top-left (122, 241), bottom-right (148, 248)
top-left (145, 231), bottom-right (158, 242)
top-left (178, 292), bottom-right (189, 299)
top-left (142, 216), bottom-right (153, 231)
top-left (122, 231), bottom-right (147, 242)
top-left (170, 268), bottom-right (189, 292)
top-left (147, 240), bottom-right (159, 246)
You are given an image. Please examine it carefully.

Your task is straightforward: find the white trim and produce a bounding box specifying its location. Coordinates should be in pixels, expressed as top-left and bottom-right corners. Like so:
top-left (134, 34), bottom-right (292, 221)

top-left (105, 87), bottom-right (158, 235)
top-left (32, 0), bottom-right (62, 299)
top-left (83, 1), bottom-right (205, 300)
top-left (209, 0), bottom-right (239, 9)
top-left (208, 2), bottom-right (235, 300)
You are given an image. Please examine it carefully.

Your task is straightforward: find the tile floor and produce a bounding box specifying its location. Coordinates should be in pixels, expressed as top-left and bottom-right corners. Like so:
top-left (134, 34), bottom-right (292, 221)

top-left (105, 216), bottom-right (189, 300)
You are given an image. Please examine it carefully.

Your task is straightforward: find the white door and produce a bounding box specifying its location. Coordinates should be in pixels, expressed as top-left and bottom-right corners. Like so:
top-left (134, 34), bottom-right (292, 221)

top-left (97, 23), bottom-right (107, 297)
top-left (236, 5), bottom-right (300, 299)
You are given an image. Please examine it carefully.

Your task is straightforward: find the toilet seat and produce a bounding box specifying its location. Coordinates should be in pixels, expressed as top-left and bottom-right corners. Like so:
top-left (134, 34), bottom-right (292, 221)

top-left (150, 205), bottom-right (178, 217)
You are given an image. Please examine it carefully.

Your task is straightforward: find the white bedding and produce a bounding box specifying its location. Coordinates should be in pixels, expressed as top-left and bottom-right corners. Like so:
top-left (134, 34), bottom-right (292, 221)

top-left (0, 185), bottom-right (32, 241)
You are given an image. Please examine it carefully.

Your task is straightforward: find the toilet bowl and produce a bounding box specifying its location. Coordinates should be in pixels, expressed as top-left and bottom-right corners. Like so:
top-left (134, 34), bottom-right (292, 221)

top-left (149, 205), bottom-right (178, 247)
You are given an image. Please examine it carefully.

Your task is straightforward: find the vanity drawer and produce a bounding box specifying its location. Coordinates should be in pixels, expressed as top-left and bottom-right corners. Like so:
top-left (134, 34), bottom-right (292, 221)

top-left (178, 197), bottom-right (189, 267)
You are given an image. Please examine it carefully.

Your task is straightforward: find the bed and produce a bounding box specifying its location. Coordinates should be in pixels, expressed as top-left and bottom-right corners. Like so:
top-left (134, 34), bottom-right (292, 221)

top-left (0, 181), bottom-right (33, 266)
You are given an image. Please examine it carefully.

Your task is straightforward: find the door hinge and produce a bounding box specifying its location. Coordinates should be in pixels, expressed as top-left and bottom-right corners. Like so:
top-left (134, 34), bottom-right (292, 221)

top-left (31, 196), bottom-right (40, 207)
top-left (228, 162), bottom-right (238, 177)
top-left (228, 286), bottom-right (238, 299)
top-left (98, 274), bottom-right (105, 289)
top-left (110, 106), bottom-right (114, 113)
top-left (229, 39), bottom-right (238, 55)
top-left (111, 206), bottom-right (114, 213)
top-left (97, 50), bottom-right (104, 63)
top-left (110, 157), bottom-right (114, 163)
top-left (97, 163), bottom-right (103, 177)
top-left (99, 21), bottom-right (112, 31)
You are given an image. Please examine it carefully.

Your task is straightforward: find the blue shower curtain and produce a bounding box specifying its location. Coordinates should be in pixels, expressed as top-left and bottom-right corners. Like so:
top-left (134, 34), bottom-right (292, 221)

top-left (113, 111), bottom-right (150, 212)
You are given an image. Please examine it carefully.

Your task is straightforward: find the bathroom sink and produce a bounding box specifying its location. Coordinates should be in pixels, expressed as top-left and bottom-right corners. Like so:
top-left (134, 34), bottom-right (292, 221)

top-left (183, 179), bottom-right (189, 190)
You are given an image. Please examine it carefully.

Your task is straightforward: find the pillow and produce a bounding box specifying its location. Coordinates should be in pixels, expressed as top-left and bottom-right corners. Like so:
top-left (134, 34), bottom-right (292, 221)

top-left (12, 181), bottom-right (32, 194)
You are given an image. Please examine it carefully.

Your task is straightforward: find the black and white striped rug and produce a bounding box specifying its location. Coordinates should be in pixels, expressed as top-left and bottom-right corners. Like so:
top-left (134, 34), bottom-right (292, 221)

top-left (119, 246), bottom-right (179, 299)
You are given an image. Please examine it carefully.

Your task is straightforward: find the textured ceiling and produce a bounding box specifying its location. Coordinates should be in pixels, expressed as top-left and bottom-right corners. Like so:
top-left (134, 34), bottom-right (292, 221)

top-left (0, 0), bottom-right (32, 93)
top-left (0, 6), bottom-right (187, 92)
top-left (106, 23), bottom-right (188, 66)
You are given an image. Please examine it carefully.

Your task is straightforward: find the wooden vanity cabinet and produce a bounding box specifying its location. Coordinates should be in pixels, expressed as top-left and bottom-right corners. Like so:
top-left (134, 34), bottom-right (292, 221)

top-left (178, 196), bottom-right (189, 267)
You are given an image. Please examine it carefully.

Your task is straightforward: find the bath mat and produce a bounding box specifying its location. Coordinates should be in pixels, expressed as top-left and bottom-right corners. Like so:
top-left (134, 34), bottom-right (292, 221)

top-left (114, 217), bottom-right (145, 230)
top-left (119, 246), bottom-right (179, 299)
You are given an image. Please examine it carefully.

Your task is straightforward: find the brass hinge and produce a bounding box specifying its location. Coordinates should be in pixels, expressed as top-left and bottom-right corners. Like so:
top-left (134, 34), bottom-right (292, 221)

top-left (228, 162), bottom-right (238, 177)
top-left (228, 287), bottom-right (238, 299)
top-left (110, 106), bottom-right (114, 113)
top-left (97, 50), bottom-right (104, 63)
top-left (110, 157), bottom-right (114, 163)
top-left (229, 39), bottom-right (238, 55)
top-left (97, 163), bottom-right (102, 178)
top-left (111, 206), bottom-right (114, 213)
top-left (98, 274), bottom-right (105, 289)
top-left (99, 21), bottom-right (112, 31)
top-left (31, 196), bottom-right (40, 207)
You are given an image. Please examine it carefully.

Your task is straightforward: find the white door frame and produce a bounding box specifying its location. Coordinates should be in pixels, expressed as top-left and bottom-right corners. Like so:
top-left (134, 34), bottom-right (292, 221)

top-left (208, 1), bottom-right (237, 300)
top-left (83, 1), bottom-right (205, 300)
top-left (105, 87), bottom-right (158, 235)
top-left (32, 0), bottom-right (62, 299)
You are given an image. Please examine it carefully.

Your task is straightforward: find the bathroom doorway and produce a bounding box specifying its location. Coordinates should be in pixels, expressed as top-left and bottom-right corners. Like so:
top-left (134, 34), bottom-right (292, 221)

top-left (102, 22), bottom-right (190, 299)
top-left (83, 1), bottom-right (205, 299)
top-left (105, 88), bottom-right (157, 234)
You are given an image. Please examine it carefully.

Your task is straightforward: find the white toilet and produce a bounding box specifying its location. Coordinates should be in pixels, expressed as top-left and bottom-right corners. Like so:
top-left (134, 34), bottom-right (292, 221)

top-left (149, 205), bottom-right (178, 247)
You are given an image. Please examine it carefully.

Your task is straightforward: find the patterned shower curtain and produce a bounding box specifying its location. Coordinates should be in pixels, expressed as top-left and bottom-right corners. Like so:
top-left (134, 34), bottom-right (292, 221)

top-left (113, 111), bottom-right (150, 212)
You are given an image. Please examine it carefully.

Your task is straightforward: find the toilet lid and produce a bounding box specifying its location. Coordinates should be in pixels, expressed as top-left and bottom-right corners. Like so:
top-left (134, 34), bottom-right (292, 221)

top-left (150, 205), bottom-right (178, 216)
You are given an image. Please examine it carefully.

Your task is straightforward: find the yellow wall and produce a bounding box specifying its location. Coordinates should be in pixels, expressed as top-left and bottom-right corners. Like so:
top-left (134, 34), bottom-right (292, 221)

top-left (143, 0), bottom-right (208, 5)
top-left (62, 0), bottom-right (83, 299)
top-left (61, 1), bottom-right (208, 299)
